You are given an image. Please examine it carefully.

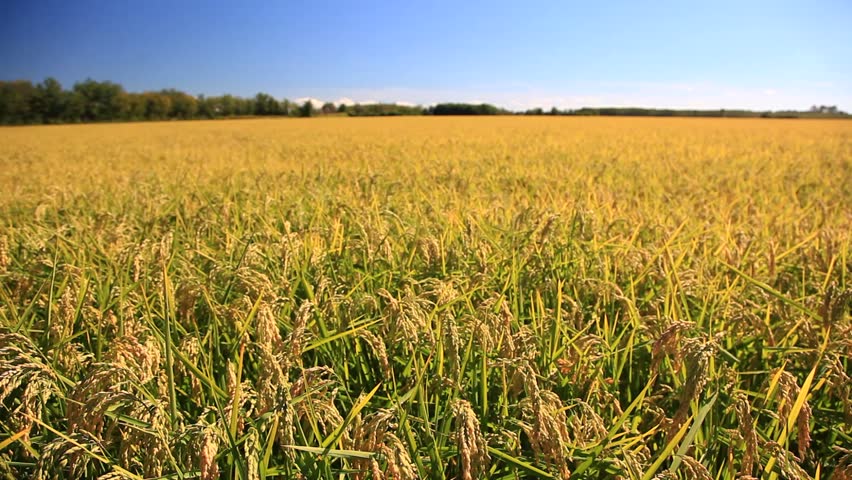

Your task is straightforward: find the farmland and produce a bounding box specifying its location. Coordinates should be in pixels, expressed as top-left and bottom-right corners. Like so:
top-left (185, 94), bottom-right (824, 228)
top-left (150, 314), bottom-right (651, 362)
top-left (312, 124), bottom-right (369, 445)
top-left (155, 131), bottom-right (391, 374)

top-left (0, 116), bottom-right (850, 479)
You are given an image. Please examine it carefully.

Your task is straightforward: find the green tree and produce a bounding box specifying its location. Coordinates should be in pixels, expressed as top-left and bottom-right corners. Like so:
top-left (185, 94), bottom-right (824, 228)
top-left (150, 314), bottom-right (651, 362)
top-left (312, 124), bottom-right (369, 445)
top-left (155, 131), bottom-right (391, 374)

top-left (299, 100), bottom-right (314, 117)
top-left (161, 89), bottom-right (198, 119)
top-left (0, 80), bottom-right (38, 124)
top-left (32, 78), bottom-right (66, 123)
top-left (143, 92), bottom-right (172, 120)
top-left (254, 93), bottom-right (282, 116)
top-left (126, 93), bottom-right (147, 120)
top-left (73, 79), bottom-right (128, 121)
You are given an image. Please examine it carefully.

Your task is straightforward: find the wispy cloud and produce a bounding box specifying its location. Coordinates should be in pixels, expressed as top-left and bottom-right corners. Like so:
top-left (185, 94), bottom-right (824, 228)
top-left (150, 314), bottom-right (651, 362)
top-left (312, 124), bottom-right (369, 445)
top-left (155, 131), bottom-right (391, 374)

top-left (289, 81), bottom-right (851, 112)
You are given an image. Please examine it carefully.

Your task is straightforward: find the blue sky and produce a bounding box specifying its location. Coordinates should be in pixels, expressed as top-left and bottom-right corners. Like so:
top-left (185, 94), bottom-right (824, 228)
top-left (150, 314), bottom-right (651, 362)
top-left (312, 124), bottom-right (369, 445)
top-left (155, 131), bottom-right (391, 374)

top-left (1, 0), bottom-right (850, 110)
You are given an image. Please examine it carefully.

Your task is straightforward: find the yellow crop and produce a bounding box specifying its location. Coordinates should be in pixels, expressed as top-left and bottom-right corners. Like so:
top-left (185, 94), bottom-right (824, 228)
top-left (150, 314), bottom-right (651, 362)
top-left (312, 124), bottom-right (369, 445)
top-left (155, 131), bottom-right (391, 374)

top-left (0, 117), bottom-right (850, 478)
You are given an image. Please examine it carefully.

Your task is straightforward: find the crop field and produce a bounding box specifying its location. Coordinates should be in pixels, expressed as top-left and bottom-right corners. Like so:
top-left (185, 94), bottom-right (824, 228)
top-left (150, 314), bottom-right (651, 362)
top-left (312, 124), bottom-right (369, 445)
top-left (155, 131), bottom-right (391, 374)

top-left (0, 117), bottom-right (851, 479)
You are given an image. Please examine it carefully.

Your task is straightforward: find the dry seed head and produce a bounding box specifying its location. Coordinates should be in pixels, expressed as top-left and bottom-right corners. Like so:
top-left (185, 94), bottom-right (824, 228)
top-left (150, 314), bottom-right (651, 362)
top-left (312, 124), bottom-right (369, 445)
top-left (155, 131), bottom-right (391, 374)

top-left (516, 368), bottom-right (571, 480)
top-left (370, 458), bottom-right (384, 480)
top-left (680, 456), bottom-right (712, 480)
top-left (104, 334), bottom-right (162, 384)
top-left (50, 286), bottom-right (77, 345)
top-left (668, 334), bottom-right (717, 441)
top-left (256, 303), bottom-right (283, 353)
top-left (766, 442), bottom-right (810, 480)
top-left (225, 361), bottom-right (258, 436)
top-left (244, 427), bottom-right (261, 480)
top-left (650, 320), bottom-right (694, 374)
top-left (452, 399), bottom-right (489, 480)
top-left (567, 401), bottom-right (607, 448)
top-left (116, 398), bottom-right (170, 477)
top-left (350, 412), bottom-right (416, 480)
top-left (199, 425), bottom-right (220, 480)
top-left (288, 301), bottom-right (313, 361)
top-left (36, 430), bottom-right (110, 479)
top-left (499, 300), bottom-right (518, 358)
top-left (158, 232), bottom-right (173, 264)
top-left (359, 330), bottom-right (392, 379)
top-left (526, 392), bottom-right (572, 480)
top-left (298, 392), bottom-right (343, 428)
top-left (732, 394), bottom-right (758, 476)
top-left (380, 433), bottom-right (417, 480)
top-left (442, 314), bottom-right (462, 381)
top-left (418, 237), bottom-right (441, 267)
top-left (831, 449), bottom-right (852, 480)
top-left (176, 282), bottom-right (202, 325)
top-left (130, 240), bottom-right (149, 283)
top-left (770, 369), bottom-right (812, 459)
top-left (377, 288), bottom-right (433, 348)
top-left (255, 340), bottom-right (289, 414)
top-left (0, 235), bottom-right (9, 273)
top-left (290, 366), bottom-right (336, 398)
top-left (0, 333), bottom-right (61, 441)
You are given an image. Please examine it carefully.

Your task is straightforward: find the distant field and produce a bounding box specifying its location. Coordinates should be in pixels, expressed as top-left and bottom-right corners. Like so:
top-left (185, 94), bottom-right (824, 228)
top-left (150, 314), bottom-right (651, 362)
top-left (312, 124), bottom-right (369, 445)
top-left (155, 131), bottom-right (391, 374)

top-left (0, 117), bottom-right (850, 479)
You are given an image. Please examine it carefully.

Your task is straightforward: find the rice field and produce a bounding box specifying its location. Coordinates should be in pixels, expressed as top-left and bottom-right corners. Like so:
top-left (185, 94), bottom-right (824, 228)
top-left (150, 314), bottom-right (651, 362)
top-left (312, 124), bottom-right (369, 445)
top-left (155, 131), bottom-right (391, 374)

top-left (0, 116), bottom-right (850, 479)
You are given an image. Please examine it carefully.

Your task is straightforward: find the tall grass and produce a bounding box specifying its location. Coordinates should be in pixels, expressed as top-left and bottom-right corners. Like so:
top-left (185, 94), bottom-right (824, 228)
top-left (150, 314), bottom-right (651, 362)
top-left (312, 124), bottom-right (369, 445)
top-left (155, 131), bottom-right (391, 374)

top-left (0, 117), bottom-right (850, 479)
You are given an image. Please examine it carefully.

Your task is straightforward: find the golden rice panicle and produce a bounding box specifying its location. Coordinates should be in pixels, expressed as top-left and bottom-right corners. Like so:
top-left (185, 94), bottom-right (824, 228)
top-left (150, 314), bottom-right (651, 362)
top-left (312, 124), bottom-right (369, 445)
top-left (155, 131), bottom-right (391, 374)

top-left (244, 426), bottom-right (261, 480)
top-left (158, 232), bottom-right (173, 265)
top-left (733, 393), bottom-right (758, 476)
top-left (566, 400), bottom-right (607, 448)
top-left (255, 344), bottom-right (287, 415)
top-left (452, 399), bottom-right (489, 480)
top-left (0, 332), bottom-right (61, 442)
top-left (253, 302), bottom-right (292, 415)
top-left (377, 287), bottom-right (434, 349)
top-left (359, 329), bottom-right (392, 379)
top-left (380, 433), bottom-right (417, 480)
top-left (771, 369), bottom-right (812, 460)
top-left (349, 409), bottom-right (395, 480)
top-left (36, 430), bottom-right (110, 479)
top-left (50, 285), bottom-right (78, 345)
top-left (225, 358), bottom-right (258, 437)
top-left (680, 455), bottom-right (713, 480)
top-left (521, 389), bottom-right (572, 480)
top-left (288, 301), bottom-right (313, 361)
top-left (766, 441), bottom-right (812, 480)
top-left (116, 398), bottom-right (170, 477)
top-left (831, 449), bottom-right (852, 480)
top-left (347, 409), bottom-right (417, 480)
top-left (668, 334), bottom-right (717, 440)
top-left (197, 422), bottom-right (221, 480)
top-left (103, 333), bottom-right (163, 386)
top-left (0, 234), bottom-right (9, 273)
top-left (516, 363), bottom-right (571, 480)
top-left (650, 320), bottom-right (694, 375)
top-left (442, 313), bottom-right (462, 382)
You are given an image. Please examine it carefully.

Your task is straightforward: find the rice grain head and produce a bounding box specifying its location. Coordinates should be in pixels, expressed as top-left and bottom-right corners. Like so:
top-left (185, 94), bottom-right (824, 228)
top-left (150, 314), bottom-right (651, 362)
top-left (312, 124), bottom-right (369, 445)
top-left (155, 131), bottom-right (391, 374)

top-left (452, 399), bottom-right (489, 480)
top-left (771, 369), bottom-right (812, 459)
top-left (199, 424), bottom-right (220, 480)
top-left (0, 235), bottom-right (9, 273)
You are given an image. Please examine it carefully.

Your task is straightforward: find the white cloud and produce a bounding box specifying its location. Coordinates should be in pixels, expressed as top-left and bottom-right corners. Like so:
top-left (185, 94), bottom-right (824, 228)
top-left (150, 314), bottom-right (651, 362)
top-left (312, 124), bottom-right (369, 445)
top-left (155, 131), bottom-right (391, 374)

top-left (293, 97), bottom-right (327, 109)
top-left (287, 81), bottom-right (851, 112)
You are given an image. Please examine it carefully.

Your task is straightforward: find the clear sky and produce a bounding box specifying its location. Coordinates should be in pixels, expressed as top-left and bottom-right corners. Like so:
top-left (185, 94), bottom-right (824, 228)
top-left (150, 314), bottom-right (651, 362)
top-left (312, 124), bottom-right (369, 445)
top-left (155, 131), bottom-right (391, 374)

top-left (2, 0), bottom-right (850, 111)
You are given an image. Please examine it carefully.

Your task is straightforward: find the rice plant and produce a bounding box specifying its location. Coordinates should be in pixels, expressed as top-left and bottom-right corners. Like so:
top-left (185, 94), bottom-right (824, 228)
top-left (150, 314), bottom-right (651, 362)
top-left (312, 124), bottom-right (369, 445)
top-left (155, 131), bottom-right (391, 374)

top-left (0, 116), bottom-right (850, 479)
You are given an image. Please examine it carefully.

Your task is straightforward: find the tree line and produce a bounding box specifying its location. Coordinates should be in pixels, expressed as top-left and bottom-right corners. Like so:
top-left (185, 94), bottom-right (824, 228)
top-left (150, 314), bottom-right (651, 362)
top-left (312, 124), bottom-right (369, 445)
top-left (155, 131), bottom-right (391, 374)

top-left (0, 78), bottom-right (325, 125)
top-left (1, 77), bottom-right (847, 125)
